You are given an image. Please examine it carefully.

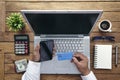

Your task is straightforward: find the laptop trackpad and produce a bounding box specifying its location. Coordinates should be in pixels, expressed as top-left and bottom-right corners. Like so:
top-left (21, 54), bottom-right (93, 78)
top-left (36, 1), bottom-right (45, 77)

top-left (40, 56), bottom-right (80, 74)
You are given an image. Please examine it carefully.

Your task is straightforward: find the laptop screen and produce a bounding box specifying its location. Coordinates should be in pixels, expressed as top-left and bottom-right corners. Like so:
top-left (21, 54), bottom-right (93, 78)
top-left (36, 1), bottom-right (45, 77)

top-left (22, 10), bottom-right (102, 35)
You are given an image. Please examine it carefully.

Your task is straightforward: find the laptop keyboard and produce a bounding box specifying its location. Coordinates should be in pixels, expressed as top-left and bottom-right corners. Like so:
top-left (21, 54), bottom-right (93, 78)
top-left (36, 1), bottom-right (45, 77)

top-left (40, 38), bottom-right (84, 53)
top-left (54, 38), bottom-right (84, 53)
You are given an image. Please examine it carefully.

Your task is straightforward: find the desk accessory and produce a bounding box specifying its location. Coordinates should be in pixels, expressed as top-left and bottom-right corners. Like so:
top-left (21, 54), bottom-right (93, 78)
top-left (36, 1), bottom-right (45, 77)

top-left (14, 59), bottom-right (28, 73)
top-left (40, 40), bottom-right (54, 62)
top-left (6, 13), bottom-right (25, 32)
top-left (98, 20), bottom-right (112, 32)
top-left (94, 44), bottom-right (112, 69)
top-left (14, 34), bottom-right (29, 55)
top-left (92, 36), bottom-right (115, 41)
top-left (115, 46), bottom-right (119, 67)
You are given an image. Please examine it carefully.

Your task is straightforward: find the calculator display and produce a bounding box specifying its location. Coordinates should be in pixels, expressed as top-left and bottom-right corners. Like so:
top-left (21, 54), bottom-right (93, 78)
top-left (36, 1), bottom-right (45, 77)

top-left (16, 36), bottom-right (28, 40)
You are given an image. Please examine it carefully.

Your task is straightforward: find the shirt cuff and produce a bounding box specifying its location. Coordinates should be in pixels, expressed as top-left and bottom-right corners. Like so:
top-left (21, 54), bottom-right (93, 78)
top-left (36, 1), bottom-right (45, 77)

top-left (26, 60), bottom-right (41, 75)
top-left (81, 71), bottom-right (97, 80)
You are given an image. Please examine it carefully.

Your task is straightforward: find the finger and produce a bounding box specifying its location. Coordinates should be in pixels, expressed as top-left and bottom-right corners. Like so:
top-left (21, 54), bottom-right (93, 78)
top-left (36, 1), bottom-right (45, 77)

top-left (72, 57), bottom-right (79, 65)
top-left (34, 44), bottom-right (40, 54)
top-left (71, 58), bottom-right (73, 62)
top-left (74, 52), bottom-right (87, 58)
top-left (37, 44), bottom-right (40, 49)
top-left (52, 51), bottom-right (56, 57)
top-left (73, 52), bottom-right (87, 60)
top-left (34, 44), bottom-right (40, 53)
top-left (52, 47), bottom-right (56, 57)
top-left (53, 47), bottom-right (56, 53)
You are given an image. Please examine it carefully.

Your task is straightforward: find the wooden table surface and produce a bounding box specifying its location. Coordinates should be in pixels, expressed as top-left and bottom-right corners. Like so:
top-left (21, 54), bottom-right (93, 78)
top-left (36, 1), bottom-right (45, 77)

top-left (0, 0), bottom-right (120, 80)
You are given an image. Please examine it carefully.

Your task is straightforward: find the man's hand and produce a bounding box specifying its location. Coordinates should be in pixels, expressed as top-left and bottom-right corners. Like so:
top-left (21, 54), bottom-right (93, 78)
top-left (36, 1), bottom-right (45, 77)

top-left (32, 44), bottom-right (40, 62)
top-left (72, 52), bottom-right (90, 76)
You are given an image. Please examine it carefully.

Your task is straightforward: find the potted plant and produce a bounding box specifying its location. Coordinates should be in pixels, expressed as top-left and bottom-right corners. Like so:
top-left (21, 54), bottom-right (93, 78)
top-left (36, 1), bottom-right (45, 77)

top-left (6, 13), bottom-right (25, 32)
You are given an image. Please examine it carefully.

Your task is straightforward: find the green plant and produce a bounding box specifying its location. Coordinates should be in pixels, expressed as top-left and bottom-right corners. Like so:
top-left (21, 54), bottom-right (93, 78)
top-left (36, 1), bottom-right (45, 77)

top-left (6, 13), bottom-right (25, 32)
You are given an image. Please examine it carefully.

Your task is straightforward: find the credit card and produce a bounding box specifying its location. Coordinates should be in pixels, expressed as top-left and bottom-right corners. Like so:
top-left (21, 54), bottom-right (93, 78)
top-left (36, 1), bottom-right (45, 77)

top-left (57, 52), bottom-right (73, 61)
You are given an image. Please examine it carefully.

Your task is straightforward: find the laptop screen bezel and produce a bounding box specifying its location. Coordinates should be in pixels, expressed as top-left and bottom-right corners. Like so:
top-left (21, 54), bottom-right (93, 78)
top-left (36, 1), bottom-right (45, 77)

top-left (21, 10), bottom-right (103, 36)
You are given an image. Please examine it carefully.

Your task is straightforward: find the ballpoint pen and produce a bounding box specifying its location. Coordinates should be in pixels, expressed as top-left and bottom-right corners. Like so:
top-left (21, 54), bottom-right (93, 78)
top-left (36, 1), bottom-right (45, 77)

top-left (115, 46), bottom-right (119, 67)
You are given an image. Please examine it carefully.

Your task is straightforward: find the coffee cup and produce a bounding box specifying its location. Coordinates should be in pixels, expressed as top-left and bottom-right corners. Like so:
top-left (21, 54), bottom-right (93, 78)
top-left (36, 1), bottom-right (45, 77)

top-left (98, 20), bottom-right (112, 32)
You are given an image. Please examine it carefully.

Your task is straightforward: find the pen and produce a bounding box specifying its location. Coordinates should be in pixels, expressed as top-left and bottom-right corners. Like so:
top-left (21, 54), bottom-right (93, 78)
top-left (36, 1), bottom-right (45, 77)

top-left (115, 46), bottom-right (118, 67)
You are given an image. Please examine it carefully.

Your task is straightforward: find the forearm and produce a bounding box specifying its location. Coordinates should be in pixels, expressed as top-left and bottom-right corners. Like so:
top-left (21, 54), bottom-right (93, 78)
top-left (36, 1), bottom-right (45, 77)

top-left (81, 71), bottom-right (97, 80)
top-left (22, 60), bottom-right (41, 80)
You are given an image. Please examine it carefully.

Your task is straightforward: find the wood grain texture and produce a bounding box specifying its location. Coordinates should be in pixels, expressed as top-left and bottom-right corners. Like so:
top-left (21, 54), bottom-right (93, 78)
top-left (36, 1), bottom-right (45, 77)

top-left (5, 54), bottom-right (33, 64)
top-left (4, 74), bottom-right (81, 80)
top-left (41, 74), bottom-right (120, 80)
top-left (4, 0), bottom-right (120, 2)
top-left (0, 32), bottom-right (4, 41)
top-left (95, 74), bottom-right (120, 80)
top-left (5, 74), bottom-right (22, 80)
top-left (0, 2), bottom-right (5, 32)
top-left (2, 0), bottom-right (120, 80)
top-left (0, 0), bottom-right (5, 2)
top-left (6, 2), bottom-right (120, 12)
top-left (0, 2), bottom-right (5, 41)
top-left (4, 73), bottom-right (120, 80)
top-left (0, 49), bottom-right (4, 80)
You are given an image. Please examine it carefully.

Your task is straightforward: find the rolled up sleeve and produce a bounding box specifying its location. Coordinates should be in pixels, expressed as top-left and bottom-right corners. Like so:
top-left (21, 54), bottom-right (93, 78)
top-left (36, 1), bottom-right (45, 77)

top-left (81, 71), bottom-right (97, 80)
top-left (22, 60), bottom-right (41, 80)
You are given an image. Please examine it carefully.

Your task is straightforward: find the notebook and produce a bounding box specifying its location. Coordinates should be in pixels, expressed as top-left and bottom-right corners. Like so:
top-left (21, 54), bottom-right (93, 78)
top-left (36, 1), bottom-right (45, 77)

top-left (21, 10), bottom-right (103, 74)
top-left (94, 44), bottom-right (112, 69)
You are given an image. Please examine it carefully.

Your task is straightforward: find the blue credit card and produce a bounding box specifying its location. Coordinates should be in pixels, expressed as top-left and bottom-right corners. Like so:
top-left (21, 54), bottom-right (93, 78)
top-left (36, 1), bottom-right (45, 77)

top-left (57, 52), bottom-right (73, 61)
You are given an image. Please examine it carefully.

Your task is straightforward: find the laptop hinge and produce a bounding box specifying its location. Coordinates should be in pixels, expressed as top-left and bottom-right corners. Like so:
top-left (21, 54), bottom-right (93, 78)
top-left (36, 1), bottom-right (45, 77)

top-left (40, 34), bottom-right (84, 38)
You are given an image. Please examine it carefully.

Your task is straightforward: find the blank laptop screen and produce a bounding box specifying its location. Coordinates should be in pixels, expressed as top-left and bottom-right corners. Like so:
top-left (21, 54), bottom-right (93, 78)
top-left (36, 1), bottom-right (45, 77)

top-left (23, 12), bottom-right (99, 35)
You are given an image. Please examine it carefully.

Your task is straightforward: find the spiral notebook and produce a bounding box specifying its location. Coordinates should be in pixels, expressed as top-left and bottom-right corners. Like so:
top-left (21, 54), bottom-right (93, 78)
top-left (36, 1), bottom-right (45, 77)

top-left (94, 45), bottom-right (112, 69)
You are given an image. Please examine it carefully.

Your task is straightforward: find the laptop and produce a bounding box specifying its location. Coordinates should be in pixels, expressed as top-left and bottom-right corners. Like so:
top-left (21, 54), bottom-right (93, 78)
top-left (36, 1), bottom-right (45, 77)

top-left (21, 10), bottom-right (103, 74)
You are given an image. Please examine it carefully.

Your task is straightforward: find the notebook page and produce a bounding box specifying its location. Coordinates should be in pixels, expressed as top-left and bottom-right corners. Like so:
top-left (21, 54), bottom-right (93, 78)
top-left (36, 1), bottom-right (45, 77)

top-left (94, 45), bottom-right (112, 69)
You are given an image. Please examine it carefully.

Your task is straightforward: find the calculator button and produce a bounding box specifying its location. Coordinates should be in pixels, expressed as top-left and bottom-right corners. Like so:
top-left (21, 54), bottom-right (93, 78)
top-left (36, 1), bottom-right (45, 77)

top-left (25, 41), bottom-right (28, 44)
top-left (20, 44), bottom-right (25, 46)
top-left (15, 49), bottom-right (19, 52)
top-left (19, 41), bottom-right (21, 44)
top-left (16, 52), bottom-right (25, 54)
top-left (15, 46), bottom-right (25, 48)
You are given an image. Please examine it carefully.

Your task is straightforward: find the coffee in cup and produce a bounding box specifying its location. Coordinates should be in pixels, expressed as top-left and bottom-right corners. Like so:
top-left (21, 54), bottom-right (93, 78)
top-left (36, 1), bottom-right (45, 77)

top-left (98, 20), bottom-right (112, 32)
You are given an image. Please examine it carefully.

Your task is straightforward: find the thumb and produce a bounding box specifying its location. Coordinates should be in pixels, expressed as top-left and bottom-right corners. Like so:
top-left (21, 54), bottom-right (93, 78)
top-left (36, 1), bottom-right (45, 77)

top-left (72, 57), bottom-right (79, 65)
top-left (35, 44), bottom-right (40, 52)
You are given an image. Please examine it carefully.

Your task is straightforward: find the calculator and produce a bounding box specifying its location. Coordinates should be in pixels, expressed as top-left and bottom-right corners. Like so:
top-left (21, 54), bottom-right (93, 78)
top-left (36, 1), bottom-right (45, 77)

top-left (14, 34), bottom-right (29, 55)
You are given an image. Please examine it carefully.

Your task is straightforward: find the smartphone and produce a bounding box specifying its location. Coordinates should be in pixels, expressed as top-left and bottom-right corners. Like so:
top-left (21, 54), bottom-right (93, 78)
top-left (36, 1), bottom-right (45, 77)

top-left (40, 40), bottom-right (54, 62)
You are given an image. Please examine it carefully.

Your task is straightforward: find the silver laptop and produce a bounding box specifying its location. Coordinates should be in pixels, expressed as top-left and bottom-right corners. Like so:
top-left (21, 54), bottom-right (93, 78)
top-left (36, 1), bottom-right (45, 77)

top-left (21, 10), bottom-right (103, 74)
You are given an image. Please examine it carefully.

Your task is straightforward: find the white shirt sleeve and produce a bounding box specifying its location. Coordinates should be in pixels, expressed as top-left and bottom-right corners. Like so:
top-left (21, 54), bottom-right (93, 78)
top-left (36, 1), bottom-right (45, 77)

top-left (81, 71), bottom-right (97, 80)
top-left (22, 60), bottom-right (41, 80)
top-left (22, 61), bottom-right (96, 80)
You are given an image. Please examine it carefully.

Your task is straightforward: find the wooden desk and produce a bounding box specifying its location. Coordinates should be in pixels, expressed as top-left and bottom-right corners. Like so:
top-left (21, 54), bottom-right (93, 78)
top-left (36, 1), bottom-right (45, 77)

top-left (0, 0), bottom-right (120, 80)
top-left (0, 23), bottom-right (120, 80)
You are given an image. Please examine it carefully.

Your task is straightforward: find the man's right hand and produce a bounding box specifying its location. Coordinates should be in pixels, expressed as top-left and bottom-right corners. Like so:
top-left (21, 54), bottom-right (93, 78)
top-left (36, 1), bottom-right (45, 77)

top-left (32, 44), bottom-right (40, 62)
top-left (72, 52), bottom-right (90, 76)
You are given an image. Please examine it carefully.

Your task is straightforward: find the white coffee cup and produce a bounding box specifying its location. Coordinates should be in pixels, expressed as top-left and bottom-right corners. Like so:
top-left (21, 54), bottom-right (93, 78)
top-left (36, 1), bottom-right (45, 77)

top-left (98, 20), bottom-right (112, 32)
